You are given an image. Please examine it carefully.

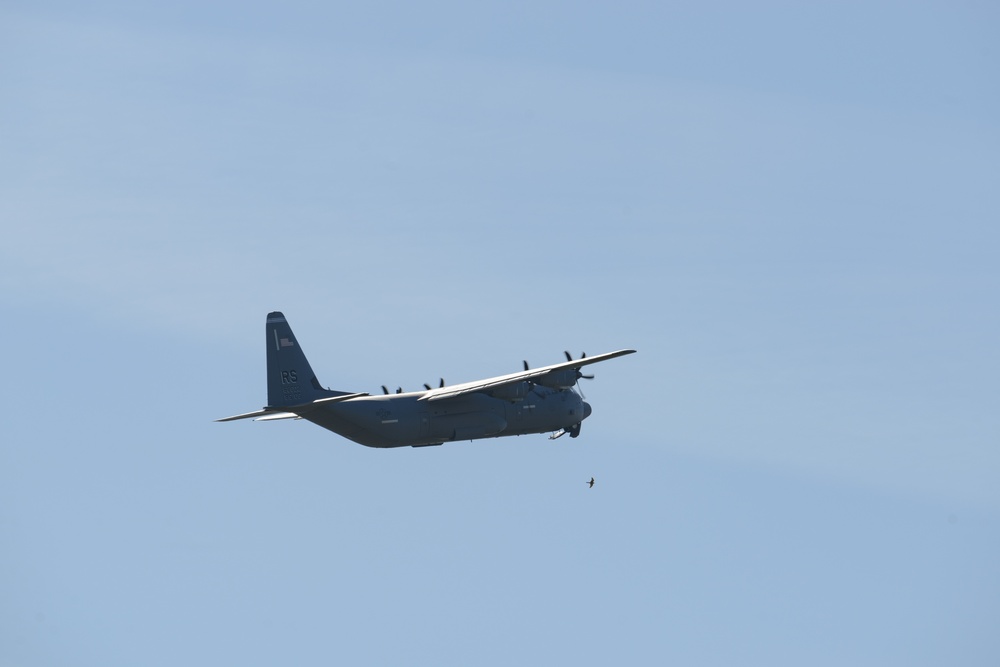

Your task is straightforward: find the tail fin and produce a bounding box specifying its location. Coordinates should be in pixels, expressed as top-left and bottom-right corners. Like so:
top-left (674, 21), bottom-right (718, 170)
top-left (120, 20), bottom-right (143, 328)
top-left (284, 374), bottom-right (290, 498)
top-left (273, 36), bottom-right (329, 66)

top-left (265, 312), bottom-right (344, 407)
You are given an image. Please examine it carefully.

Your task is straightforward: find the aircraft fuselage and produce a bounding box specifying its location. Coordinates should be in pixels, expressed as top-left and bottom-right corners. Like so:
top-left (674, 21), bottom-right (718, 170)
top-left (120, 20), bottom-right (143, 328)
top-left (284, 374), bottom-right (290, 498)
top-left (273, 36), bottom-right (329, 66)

top-left (302, 386), bottom-right (590, 448)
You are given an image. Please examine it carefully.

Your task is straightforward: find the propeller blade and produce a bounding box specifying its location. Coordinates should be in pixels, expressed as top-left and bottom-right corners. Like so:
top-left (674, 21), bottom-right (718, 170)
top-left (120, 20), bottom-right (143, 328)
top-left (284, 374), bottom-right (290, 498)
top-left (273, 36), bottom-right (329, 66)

top-left (381, 385), bottom-right (389, 395)
top-left (396, 387), bottom-right (403, 394)
top-left (424, 383), bottom-right (432, 390)
top-left (523, 360), bottom-right (530, 371)
top-left (566, 351), bottom-right (593, 379)
top-left (439, 378), bottom-right (445, 388)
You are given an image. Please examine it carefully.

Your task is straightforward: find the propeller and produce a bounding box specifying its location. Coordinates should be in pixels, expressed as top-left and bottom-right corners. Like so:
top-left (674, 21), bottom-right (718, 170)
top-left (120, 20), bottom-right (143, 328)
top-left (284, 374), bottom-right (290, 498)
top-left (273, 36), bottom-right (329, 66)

top-left (423, 378), bottom-right (445, 390)
top-left (564, 351), bottom-right (595, 380)
top-left (562, 351), bottom-right (594, 398)
top-left (382, 385), bottom-right (389, 395)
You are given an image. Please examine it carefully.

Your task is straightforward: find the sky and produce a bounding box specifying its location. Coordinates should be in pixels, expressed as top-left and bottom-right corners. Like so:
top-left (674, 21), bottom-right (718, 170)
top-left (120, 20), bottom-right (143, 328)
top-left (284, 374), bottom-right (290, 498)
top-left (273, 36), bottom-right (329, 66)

top-left (2, 1), bottom-right (998, 665)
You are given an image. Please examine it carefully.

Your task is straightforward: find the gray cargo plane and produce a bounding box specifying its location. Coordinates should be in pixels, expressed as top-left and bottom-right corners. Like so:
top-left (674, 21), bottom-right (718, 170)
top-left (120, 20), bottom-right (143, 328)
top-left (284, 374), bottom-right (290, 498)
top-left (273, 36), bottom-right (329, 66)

top-left (218, 312), bottom-right (635, 448)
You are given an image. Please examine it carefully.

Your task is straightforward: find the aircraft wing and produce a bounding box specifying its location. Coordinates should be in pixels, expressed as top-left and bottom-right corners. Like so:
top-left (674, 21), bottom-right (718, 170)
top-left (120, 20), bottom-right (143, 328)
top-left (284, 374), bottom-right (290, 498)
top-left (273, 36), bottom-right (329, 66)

top-left (418, 349), bottom-right (636, 402)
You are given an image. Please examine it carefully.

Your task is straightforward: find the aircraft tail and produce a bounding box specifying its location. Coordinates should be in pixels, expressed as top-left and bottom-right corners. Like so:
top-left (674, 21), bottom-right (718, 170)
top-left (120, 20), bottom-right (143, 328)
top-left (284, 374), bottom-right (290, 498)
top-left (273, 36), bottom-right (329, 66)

top-left (265, 312), bottom-right (345, 407)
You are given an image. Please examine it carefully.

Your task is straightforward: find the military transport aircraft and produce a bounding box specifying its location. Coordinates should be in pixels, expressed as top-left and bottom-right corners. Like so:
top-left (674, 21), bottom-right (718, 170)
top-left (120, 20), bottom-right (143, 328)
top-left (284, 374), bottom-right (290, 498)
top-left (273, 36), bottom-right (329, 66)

top-left (218, 312), bottom-right (635, 448)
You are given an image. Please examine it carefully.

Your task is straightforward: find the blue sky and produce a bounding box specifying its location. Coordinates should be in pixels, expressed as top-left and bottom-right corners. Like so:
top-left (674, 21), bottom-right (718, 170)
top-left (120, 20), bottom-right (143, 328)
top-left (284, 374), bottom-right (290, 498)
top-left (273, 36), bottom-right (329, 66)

top-left (2, 2), bottom-right (998, 665)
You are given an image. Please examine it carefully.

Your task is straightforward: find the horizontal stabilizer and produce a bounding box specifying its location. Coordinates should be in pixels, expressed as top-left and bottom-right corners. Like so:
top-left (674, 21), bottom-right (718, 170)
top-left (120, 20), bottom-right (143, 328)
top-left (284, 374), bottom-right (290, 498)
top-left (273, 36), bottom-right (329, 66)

top-left (309, 393), bottom-right (370, 405)
top-left (254, 412), bottom-right (300, 421)
top-left (216, 392), bottom-right (368, 423)
top-left (216, 409), bottom-right (274, 422)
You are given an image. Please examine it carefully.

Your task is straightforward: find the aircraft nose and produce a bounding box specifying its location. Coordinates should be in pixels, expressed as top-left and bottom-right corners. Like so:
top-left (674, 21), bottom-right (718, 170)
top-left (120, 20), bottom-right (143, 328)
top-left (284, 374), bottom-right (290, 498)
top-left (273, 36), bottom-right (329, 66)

top-left (582, 402), bottom-right (592, 420)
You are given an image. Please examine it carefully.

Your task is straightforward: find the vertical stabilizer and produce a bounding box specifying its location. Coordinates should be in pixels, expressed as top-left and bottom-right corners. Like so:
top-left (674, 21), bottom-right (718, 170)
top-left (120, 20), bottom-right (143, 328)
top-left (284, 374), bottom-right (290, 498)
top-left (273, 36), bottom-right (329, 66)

top-left (265, 312), bottom-right (342, 407)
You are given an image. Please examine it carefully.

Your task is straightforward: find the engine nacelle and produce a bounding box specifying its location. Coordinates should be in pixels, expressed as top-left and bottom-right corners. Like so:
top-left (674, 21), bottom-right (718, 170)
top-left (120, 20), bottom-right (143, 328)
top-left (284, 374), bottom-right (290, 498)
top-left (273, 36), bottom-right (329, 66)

top-left (536, 369), bottom-right (579, 390)
top-left (490, 381), bottom-right (531, 401)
